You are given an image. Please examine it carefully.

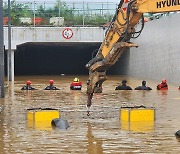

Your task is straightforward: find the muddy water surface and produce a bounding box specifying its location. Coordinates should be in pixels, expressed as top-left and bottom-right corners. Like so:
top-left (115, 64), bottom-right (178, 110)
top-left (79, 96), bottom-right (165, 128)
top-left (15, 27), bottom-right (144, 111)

top-left (0, 75), bottom-right (180, 153)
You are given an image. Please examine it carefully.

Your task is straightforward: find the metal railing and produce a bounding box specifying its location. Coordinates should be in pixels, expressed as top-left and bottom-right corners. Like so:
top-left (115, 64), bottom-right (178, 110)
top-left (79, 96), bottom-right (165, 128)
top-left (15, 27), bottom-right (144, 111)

top-left (3, 0), bottom-right (118, 27)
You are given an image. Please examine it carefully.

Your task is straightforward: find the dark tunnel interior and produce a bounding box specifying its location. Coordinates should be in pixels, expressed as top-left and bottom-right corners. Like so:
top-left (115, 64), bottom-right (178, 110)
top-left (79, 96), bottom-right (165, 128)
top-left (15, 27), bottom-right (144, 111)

top-left (13, 42), bottom-right (128, 75)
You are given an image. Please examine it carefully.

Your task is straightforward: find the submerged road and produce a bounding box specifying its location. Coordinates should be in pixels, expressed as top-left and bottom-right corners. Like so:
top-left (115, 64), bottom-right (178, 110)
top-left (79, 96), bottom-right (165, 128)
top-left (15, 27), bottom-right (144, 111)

top-left (0, 75), bottom-right (180, 153)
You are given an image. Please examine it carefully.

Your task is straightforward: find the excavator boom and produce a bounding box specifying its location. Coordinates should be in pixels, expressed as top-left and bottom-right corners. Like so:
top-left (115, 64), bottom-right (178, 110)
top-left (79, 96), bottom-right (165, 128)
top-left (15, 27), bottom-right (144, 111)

top-left (86, 0), bottom-right (180, 114)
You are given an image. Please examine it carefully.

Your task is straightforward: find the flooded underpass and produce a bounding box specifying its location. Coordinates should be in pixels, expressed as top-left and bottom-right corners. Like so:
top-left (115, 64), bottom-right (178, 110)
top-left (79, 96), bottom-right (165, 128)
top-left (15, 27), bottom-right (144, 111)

top-left (13, 42), bottom-right (128, 75)
top-left (15, 42), bottom-right (101, 75)
top-left (0, 75), bottom-right (180, 153)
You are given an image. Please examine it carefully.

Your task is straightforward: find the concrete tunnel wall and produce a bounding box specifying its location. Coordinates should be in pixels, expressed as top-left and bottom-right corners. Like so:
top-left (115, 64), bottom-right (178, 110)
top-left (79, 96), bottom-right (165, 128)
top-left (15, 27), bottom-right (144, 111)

top-left (14, 42), bottom-right (127, 75)
top-left (127, 13), bottom-right (180, 84)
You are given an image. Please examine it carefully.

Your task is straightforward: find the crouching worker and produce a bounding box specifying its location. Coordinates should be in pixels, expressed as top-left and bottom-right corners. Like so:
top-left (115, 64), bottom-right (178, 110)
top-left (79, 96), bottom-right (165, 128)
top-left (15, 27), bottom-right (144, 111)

top-left (115, 80), bottom-right (132, 90)
top-left (157, 79), bottom-right (168, 90)
top-left (70, 78), bottom-right (82, 90)
top-left (21, 80), bottom-right (36, 90)
top-left (135, 80), bottom-right (152, 90)
top-left (44, 80), bottom-right (60, 90)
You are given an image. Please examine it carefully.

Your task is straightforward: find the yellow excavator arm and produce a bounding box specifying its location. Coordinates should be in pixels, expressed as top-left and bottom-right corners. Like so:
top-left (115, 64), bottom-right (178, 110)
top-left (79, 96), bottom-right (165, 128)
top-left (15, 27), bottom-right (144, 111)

top-left (86, 0), bottom-right (180, 111)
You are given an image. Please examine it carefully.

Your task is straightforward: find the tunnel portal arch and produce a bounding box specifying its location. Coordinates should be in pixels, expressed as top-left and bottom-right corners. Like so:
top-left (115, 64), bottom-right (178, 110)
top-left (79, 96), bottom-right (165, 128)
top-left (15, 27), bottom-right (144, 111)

top-left (14, 42), bottom-right (128, 75)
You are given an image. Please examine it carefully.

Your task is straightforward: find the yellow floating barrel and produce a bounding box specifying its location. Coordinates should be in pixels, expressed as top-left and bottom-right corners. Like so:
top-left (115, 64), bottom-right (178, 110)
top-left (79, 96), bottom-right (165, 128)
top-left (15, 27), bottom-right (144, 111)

top-left (120, 106), bottom-right (155, 132)
top-left (27, 108), bottom-right (60, 130)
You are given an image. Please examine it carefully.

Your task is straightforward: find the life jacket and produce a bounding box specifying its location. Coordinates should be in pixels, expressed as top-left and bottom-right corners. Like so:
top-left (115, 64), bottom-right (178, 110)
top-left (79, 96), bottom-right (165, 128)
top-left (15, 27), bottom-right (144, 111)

top-left (70, 81), bottom-right (82, 90)
top-left (21, 85), bottom-right (36, 90)
top-left (115, 85), bottom-right (132, 90)
top-left (157, 83), bottom-right (168, 90)
top-left (44, 85), bottom-right (59, 90)
top-left (135, 85), bottom-right (152, 90)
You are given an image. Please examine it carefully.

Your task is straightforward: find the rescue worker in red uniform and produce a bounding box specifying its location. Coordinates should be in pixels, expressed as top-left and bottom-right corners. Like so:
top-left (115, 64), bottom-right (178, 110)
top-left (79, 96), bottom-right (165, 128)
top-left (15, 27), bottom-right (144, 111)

top-left (70, 78), bottom-right (82, 90)
top-left (157, 79), bottom-right (168, 90)
top-left (21, 80), bottom-right (36, 90)
top-left (44, 80), bottom-right (60, 90)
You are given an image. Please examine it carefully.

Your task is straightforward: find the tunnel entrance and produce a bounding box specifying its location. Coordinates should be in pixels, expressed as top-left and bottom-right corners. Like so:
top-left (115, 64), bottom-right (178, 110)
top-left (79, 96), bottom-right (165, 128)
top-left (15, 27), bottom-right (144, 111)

top-left (15, 42), bottom-right (100, 75)
top-left (15, 42), bottom-right (128, 75)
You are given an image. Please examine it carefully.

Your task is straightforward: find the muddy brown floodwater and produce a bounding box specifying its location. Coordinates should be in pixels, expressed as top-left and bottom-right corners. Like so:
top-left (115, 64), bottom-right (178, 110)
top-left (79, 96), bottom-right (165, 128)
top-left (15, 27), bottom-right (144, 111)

top-left (0, 75), bottom-right (180, 153)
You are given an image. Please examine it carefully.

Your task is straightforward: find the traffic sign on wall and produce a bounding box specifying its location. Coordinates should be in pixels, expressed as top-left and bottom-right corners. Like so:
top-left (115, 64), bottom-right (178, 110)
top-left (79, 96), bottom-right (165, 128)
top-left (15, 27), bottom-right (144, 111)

top-left (62, 28), bottom-right (73, 39)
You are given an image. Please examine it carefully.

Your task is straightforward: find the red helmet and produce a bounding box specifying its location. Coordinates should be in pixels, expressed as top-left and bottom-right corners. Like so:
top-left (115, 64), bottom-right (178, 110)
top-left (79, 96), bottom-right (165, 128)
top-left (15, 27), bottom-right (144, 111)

top-left (162, 79), bottom-right (166, 83)
top-left (49, 80), bottom-right (54, 85)
top-left (26, 80), bottom-right (31, 85)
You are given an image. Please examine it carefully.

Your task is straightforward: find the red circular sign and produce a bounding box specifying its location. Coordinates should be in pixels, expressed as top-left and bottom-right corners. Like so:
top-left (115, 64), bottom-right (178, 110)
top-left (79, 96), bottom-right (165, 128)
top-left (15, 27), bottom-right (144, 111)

top-left (62, 28), bottom-right (73, 39)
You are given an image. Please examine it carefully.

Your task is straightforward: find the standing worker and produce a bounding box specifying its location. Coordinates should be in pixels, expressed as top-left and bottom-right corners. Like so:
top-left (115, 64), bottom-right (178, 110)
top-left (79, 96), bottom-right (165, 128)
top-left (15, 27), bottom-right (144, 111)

top-left (157, 79), bottom-right (168, 90)
top-left (70, 78), bottom-right (82, 90)
top-left (21, 80), bottom-right (36, 90)
top-left (44, 80), bottom-right (60, 90)
top-left (135, 80), bottom-right (152, 90)
top-left (115, 80), bottom-right (132, 90)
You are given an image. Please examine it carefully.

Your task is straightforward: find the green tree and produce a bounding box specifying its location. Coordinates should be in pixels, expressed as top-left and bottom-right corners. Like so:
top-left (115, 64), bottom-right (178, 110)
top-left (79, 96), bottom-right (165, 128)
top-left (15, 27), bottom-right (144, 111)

top-left (36, 5), bottom-right (46, 18)
top-left (3, 0), bottom-right (32, 25)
